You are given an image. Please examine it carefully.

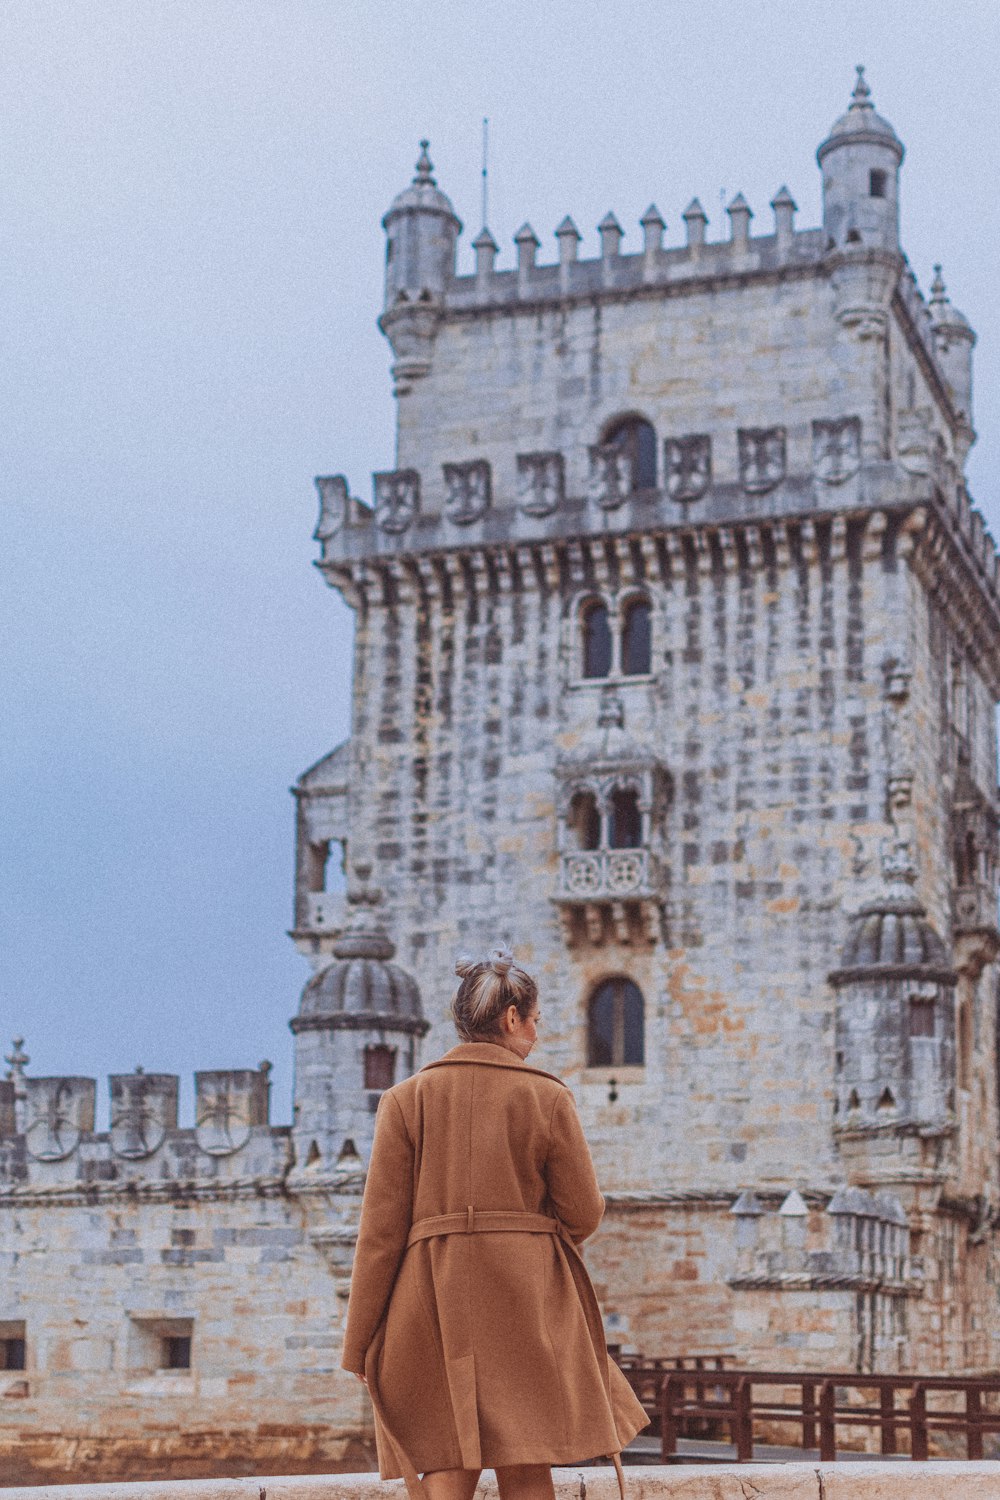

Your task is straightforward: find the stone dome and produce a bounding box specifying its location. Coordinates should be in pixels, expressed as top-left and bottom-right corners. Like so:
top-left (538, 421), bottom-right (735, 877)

top-left (291, 875), bottom-right (427, 1036)
top-left (929, 265), bottom-right (974, 338)
top-left (817, 67), bottom-right (904, 166)
top-left (830, 842), bottom-right (954, 985)
top-left (383, 141), bottom-right (461, 231)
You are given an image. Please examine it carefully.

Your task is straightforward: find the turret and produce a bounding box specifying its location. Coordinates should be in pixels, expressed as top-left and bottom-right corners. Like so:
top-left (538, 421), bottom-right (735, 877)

top-left (379, 141), bottom-right (462, 394)
top-left (929, 264), bottom-right (976, 438)
top-left (817, 66), bottom-right (904, 252)
top-left (289, 865), bottom-right (428, 1172)
top-left (829, 840), bottom-right (956, 1142)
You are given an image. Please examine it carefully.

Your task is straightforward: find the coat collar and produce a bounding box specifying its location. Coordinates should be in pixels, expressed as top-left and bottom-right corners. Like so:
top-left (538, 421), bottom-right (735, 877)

top-left (420, 1041), bottom-right (568, 1088)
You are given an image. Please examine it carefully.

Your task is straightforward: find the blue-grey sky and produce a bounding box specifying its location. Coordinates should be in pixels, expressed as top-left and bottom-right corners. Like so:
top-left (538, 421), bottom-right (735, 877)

top-left (3, 0), bottom-right (998, 1128)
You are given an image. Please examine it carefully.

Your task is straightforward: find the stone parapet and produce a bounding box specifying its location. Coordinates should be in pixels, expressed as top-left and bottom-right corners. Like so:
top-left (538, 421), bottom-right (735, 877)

top-left (4, 1464), bottom-right (1000, 1499)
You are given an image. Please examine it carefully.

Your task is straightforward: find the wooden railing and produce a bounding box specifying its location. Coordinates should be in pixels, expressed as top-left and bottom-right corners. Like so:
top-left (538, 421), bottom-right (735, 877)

top-left (613, 1361), bottom-right (1000, 1462)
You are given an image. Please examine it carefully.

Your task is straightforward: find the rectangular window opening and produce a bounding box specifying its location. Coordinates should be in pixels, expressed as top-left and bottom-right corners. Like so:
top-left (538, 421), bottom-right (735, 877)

top-left (869, 169), bottom-right (887, 198)
top-left (127, 1314), bottom-right (193, 1375)
top-left (0, 1323), bottom-right (26, 1371)
top-left (163, 1334), bottom-right (192, 1370)
top-left (909, 997), bottom-right (936, 1039)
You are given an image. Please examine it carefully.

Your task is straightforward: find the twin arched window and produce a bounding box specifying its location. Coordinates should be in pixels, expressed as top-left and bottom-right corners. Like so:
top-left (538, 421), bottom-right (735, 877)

top-left (568, 786), bottom-right (642, 852)
top-left (587, 978), bottom-right (645, 1066)
top-left (605, 417), bottom-right (657, 491)
top-left (582, 596), bottom-right (652, 680)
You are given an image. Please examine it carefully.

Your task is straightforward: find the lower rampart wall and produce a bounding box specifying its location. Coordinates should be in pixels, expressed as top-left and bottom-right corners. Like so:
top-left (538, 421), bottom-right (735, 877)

top-left (4, 1464), bottom-right (1000, 1499)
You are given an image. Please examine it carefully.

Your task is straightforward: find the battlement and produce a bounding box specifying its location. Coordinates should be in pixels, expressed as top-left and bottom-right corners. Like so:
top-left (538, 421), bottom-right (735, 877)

top-left (442, 198), bottom-right (827, 311)
top-left (0, 1060), bottom-right (289, 1195)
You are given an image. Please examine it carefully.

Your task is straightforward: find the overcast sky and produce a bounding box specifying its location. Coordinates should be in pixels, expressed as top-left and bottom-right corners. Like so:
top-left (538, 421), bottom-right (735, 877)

top-left (3, 0), bottom-right (998, 1128)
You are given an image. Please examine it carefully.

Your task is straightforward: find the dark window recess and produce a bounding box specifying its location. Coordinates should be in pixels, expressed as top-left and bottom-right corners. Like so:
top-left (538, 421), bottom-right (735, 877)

top-left (568, 791), bottom-right (601, 851)
top-left (582, 602), bottom-right (613, 679)
top-left (587, 978), bottom-right (645, 1067)
top-left (605, 417), bottom-right (657, 489)
top-left (869, 169), bottom-right (887, 198)
top-left (364, 1044), bottom-right (397, 1092)
top-left (162, 1335), bottom-right (191, 1371)
top-left (2, 1338), bottom-right (26, 1372)
top-left (621, 598), bottom-right (652, 675)
top-left (910, 998), bottom-right (936, 1039)
top-left (608, 788), bottom-right (642, 849)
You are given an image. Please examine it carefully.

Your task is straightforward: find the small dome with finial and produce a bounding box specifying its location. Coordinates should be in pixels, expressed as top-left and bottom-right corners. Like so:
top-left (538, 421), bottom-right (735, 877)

top-left (830, 839), bottom-right (954, 983)
top-left (383, 139), bottom-right (462, 230)
top-left (818, 66), bottom-right (904, 165)
top-left (928, 264), bottom-right (974, 336)
top-left (292, 865), bottom-right (426, 1034)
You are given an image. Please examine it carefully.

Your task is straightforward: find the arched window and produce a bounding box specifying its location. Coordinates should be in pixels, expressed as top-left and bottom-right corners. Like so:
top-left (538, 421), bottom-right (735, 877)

top-left (605, 417), bottom-right (657, 490)
top-left (621, 597), bottom-right (652, 676)
top-left (582, 601), bottom-right (612, 679)
top-left (587, 978), bottom-right (645, 1067)
top-left (608, 787), bottom-right (642, 849)
top-left (568, 790), bottom-right (601, 851)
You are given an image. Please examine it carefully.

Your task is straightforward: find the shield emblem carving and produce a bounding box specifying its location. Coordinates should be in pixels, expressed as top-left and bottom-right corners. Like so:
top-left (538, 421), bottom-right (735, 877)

top-left (588, 444), bottom-right (633, 510)
top-left (109, 1073), bottom-right (177, 1159)
top-left (517, 452), bottom-right (564, 517)
top-left (813, 418), bottom-right (861, 484)
top-left (373, 470), bottom-right (419, 534)
top-left (665, 435), bottom-right (711, 502)
top-left (738, 427), bottom-right (786, 495)
top-left (313, 476), bottom-right (348, 546)
top-left (195, 1082), bottom-right (252, 1156)
top-left (443, 460), bottom-right (491, 524)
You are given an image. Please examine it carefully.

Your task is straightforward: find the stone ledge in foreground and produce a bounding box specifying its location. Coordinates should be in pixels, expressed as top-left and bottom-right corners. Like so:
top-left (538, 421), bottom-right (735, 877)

top-left (4, 1464), bottom-right (1000, 1499)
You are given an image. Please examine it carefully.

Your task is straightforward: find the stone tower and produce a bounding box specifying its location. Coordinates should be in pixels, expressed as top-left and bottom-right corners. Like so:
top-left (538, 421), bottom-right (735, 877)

top-left (300, 73), bottom-right (1000, 1374)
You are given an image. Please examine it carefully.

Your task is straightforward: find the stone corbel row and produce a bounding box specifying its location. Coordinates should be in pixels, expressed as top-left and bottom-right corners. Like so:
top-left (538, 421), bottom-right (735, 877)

top-left (322, 509), bottom-right (928, 616)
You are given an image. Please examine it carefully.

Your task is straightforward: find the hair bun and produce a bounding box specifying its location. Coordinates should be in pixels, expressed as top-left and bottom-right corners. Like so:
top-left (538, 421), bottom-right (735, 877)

top-left (454, 954), bottom-right (478, 978)
top-left (488, 945), bottom-right (514, 976)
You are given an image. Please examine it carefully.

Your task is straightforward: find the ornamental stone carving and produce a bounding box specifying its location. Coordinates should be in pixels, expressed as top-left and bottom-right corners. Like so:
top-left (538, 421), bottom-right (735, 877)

top-left (24, 1077), bottom-right (95, 1162)
top-left (588, 444), bottom-right (633, 510)
top-left (313, 475), bottom-right (349, 550)
top-left (373, 469), bottom-right (419, 534)
top-left (664, 434), bottom-right (710, 502)
top-left (109, 1072), bottom-right (178, 1160)
top-left (813, 417), bottom-right (861, 484)
top-left (443, 460), bottom-right (491, 524)
top-left (194, 1068), bottom-right (269, 1157)
top-left (517, 451), bottom-right (564, 516)
top-left (738, 427), bottom-right (786, 494)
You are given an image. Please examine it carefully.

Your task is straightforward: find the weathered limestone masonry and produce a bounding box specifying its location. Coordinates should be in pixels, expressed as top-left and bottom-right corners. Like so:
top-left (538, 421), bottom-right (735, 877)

top-left (303, 71), bottom-right (1000, 1380)
top-left (2, 70), bottom-right (999, 1486)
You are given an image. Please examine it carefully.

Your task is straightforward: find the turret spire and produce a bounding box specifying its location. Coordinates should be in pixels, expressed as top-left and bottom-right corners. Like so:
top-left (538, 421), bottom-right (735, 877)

top-left (414, 139), bottom-right (435, 185)
top-left (850, 64), bottom-right (873, 111)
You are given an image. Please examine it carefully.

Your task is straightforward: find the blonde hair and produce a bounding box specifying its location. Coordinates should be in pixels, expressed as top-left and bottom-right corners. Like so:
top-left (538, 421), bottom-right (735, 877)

top-left (451, 945), bottom-right (538, 1042)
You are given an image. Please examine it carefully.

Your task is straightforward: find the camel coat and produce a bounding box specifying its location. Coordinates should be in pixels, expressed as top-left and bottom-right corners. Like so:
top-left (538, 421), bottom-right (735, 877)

top-left (341, 1042), bottom-right (648, 1493)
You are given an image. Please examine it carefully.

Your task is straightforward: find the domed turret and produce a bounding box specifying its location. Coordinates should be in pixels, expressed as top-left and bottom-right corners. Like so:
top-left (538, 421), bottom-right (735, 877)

top-left (830, 840), bottom-right (955, 1133)
top-left (817, 67), bottom-right (904, 252)
top-left (928, 265), bottom-right (976, 430)
top-left (290, 865), bottom-right (427, 1172)
top-left (379, 142), bottom-right (462, 394)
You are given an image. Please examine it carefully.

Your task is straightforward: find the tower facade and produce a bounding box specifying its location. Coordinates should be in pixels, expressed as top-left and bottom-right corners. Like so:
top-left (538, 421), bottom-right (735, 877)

top-left (303, 71), bottom-right (1000, 1374)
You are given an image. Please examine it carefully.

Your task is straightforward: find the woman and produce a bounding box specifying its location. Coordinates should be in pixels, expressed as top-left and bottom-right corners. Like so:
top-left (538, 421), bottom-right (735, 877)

top-left (341, 946), bottom-right (648, 1500)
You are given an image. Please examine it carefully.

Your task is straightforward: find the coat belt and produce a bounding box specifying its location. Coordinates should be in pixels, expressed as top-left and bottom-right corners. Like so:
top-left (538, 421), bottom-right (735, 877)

top-left (406, 1207), bottom-right (566, 1248)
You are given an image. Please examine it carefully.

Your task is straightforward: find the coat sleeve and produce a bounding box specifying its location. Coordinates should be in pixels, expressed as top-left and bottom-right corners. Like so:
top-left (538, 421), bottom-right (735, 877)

top-left (340, 1090), bottom-right (415, 1374)
top-left (543, 1087), bottom-right (605, 1244)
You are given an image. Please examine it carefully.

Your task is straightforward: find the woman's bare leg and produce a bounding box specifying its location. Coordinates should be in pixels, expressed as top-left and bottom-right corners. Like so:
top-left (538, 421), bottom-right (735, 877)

top-left (422, 1468), bottom-right (481, 1500)
top-left (495, 1464), bottom-right (555, 1500)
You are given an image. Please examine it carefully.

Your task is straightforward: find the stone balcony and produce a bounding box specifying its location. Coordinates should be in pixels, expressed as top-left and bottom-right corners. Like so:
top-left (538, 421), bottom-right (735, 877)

top-left (554, 849), bottom-right (666, 947)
